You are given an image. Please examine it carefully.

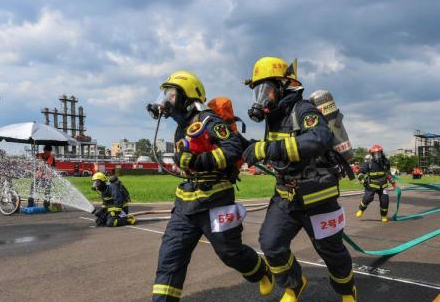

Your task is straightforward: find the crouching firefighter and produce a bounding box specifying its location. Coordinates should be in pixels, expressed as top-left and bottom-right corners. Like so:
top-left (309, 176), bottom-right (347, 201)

top-left (356, 144), bottom-right (396, 222)
top-left (91, 172), bottom-right (136, 227)
top-left (243, 57), bottom-right (357, 302)
top-left (146, 71), bottom-right (272, 302)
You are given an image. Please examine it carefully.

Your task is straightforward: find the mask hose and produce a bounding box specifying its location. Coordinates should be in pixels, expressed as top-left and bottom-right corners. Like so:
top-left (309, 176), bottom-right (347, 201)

top-left (152, 113), bottom-right (189, 179)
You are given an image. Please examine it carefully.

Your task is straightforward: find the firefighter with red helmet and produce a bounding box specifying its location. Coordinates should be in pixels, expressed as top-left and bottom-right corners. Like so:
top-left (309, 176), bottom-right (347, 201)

top-left (356, 144), bottom-right (396, 222)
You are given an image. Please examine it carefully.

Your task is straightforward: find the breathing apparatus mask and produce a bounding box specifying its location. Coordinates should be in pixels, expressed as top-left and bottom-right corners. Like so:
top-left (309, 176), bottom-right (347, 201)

top-left (248, 81), bottom-right (281, 123)
top-left (248, 80), bottom-right (304, 123)
top-left (146, 87), bottom-right (195, 179)
top-left (372, 151), bottom-right (383, 163)
top-left (92, 179), bottom-right (107, 192)
top-left (147, 87), bottom-right (185, 120)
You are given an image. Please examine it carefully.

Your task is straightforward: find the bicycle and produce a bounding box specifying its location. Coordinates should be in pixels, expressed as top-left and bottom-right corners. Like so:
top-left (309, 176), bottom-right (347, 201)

top-left (0, 177), bottom-right (21, 216)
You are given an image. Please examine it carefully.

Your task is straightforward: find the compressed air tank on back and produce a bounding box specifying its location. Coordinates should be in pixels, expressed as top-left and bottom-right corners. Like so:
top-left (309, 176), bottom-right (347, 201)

top-left (309, 90), bottom-right (353, 161)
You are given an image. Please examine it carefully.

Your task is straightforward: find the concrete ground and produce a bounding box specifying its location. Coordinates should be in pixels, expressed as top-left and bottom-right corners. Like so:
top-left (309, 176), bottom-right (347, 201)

top-left (1, 190), bottom-right (440, 302)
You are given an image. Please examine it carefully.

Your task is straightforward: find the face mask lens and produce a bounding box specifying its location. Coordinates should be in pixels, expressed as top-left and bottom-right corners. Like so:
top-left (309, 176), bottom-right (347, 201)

top-left (252, 82), bottom-right (277, 108)
top-left (93, 180), bottom-right (104, 191)
top-left (373, 152), bottom-right (381, 161)
top-left (153, 87), bottom-right (181, 117)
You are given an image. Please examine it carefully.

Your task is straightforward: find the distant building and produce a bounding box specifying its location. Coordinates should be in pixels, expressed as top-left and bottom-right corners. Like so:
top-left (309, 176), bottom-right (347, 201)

top-left (111, 142), bottom-right (121, 157)
top-left (166, 142), bottom-right (174, 153)
top-left (156, 139), bottom-right (174, 153)
top-left (393, 148), bottom-right (415, 156)
top-left (111, 139), bottom-right (137, 158)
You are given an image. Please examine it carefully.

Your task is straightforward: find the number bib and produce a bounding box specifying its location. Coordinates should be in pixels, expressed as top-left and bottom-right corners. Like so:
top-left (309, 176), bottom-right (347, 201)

top-left (209, 204), bottom-right (247, 233)
top-left (310, 207), bottom-right (345, 240)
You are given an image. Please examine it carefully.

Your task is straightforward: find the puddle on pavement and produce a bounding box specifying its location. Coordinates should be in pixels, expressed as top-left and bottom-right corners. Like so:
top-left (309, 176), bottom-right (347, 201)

top-left (0, 235), bottom-right (50, 245)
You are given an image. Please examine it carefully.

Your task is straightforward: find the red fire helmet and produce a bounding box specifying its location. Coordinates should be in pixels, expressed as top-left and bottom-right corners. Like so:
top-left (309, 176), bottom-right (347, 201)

top-left (369, 144), bottom-right (383, 153)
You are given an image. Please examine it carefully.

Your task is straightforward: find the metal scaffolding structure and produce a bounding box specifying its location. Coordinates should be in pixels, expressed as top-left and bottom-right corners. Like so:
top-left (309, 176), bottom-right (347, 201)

top-left (41, 95), bottom-right (97, 157)
top-left (414, 130), bottom-right (440, 172)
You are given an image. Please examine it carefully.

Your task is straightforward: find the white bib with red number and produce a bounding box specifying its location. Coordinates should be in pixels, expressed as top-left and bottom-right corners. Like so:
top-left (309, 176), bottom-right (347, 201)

top-left (209, 204), bottom-right (247, 233)
top-left (310, 207), bottom-right (345, 240)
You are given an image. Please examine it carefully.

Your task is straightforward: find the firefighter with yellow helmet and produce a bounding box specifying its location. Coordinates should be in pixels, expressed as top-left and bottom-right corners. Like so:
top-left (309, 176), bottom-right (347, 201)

top-left (243, 57), bottom-right (357, 302)
top-left (147, 71), bottom-right (272, 302)
top-left (91, 172), bottom-right (135, 227)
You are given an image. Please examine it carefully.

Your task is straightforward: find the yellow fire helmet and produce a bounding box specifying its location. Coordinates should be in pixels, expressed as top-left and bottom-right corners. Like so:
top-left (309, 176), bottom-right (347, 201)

top-left (247, 57), bottom-right (299, 88)
top-left (92, 172), bottom-right (107, 182)
top-left (160, 70), bottom-right (206, 103)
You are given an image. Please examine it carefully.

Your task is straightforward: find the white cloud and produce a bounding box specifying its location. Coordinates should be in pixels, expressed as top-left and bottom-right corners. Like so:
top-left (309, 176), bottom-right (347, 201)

top-left (1, 0), bottom-right (440, 151)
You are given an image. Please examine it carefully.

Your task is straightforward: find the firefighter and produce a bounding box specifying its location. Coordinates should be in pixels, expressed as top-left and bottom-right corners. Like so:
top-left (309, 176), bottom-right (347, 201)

top-left (91, 172), bottom-right (136, 227)
top-left (147, 71), bottom-right (272, 302)
top-left (243, 57), bottom-right (356, 302)
top-left (356, 144), bottom-right (395, 222)
top-left (27, 145), bottom-right (56, 209)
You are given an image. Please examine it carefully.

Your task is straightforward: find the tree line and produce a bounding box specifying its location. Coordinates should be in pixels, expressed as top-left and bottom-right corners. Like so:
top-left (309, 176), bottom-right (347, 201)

top-left (351, 147), bottom-right (418, 173)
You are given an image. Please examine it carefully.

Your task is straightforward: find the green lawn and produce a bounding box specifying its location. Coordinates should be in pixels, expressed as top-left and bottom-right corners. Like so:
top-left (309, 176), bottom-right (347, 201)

top-left (67, 174), bottom-right (440, 203)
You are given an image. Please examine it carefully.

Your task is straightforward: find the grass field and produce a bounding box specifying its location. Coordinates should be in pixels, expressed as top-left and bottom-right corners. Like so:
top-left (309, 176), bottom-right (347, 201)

top-left (67, 174), bottom-right (440, 203)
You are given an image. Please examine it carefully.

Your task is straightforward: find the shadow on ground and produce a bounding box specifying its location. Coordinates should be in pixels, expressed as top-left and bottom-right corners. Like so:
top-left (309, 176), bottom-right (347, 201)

top-left (178, 266), bottom-right (438, 302)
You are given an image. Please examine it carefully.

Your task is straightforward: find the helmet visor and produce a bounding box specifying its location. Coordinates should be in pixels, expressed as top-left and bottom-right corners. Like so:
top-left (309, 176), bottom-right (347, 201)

top-left (156, 87), bottom-right (179, 107)
top-left (92, 179), bottom-right (106, 191)
top-left (252, 82), bottom-right (278, 109)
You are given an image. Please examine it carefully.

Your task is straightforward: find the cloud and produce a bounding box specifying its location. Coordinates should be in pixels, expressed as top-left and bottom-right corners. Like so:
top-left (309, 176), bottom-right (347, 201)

top-left (0, 0), bottom-right (439, 152)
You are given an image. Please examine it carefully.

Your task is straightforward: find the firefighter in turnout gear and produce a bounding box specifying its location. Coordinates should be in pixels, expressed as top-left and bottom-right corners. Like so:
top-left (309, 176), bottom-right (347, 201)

top-left (243, 57), bottom-right (356, 302)
top-left (91, 172), bottom-right (136, 227)
top-left (356, 144), bottom-right (396, 222)
top-left (147, 71), bottom-right (272, 302)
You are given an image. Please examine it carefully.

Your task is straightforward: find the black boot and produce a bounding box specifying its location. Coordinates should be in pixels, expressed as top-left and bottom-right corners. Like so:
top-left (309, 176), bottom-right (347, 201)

top-left (43, 200), bottom-right (50, 211)
top-left (27, 197), bottom-right (35, 207)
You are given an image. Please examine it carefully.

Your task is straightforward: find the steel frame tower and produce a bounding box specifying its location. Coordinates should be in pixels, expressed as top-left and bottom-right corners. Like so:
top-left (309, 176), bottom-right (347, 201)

top-left (41, 95), bottom-right (95, 157)
top-left (414, 130), bottom-right (440, 172)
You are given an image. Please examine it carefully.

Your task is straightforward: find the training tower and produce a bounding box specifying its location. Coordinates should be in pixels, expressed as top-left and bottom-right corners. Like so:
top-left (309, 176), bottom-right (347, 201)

top-left (414, 130), bottom-right (440, 172)
top-left (41, 95), bottom-right (97, 157)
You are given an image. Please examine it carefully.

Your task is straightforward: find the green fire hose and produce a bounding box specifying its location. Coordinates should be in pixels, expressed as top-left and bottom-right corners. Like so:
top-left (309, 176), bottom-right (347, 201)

top-left (255, 163), bottom-right (440, 256)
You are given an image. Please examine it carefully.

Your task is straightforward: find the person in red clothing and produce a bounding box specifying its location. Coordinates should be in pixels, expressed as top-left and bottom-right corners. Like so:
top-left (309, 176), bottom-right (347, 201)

top-left (28, 145), bottom-right (56, 209)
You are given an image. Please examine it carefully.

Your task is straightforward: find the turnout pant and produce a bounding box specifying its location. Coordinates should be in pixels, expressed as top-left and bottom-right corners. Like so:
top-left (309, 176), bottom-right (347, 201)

top-left (152, 206), bottom-right (267, 302)
top-left (259, 198), bottom-right (354, 295)
top-left (95, 208), bottom-right (129, 227)
top-left (359, 187), bottom-right (389, 217)
top-left (28, 178), bottom-right (51, 207)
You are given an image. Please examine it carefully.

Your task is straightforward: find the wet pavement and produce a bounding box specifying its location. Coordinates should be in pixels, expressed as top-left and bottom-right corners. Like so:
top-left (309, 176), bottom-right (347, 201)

top-left (1, 190), bottom-right (439, 302)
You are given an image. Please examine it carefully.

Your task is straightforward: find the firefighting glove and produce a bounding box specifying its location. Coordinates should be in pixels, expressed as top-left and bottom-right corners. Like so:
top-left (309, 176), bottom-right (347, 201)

top-left (192, 152), bottom-right (216, 172)
top-left (174, 138), bottom-right (196, 171)
top-left (174, 151), bottom-right (195, 171)
top-left (243, 140), bottom-right (268, 166)
top-left (358, 174), bottom-right (367, 186)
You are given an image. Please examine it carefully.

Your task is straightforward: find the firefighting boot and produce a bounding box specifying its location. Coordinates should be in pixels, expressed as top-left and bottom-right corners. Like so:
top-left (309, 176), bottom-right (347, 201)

top-left (43, 200), bottom-right (50, 211)
top-left (341, 286), bottom-right (357, 302)
top-left (127, 215), bottom-right (136, 225)
top-left (279, 275), bottom-right (307, 302)
top-left (259, 265), bottom-right (274, 296)
top-left (355, 210), bottom-right (364, 218)
top-left (380, 208), bottom-right (388, 223)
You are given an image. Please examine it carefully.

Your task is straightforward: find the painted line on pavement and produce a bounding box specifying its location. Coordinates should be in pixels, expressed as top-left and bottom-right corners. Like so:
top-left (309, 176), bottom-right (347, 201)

top-left (79, 216), bottom-right (440, 290)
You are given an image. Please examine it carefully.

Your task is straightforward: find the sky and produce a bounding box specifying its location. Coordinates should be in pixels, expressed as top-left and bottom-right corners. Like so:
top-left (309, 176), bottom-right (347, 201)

top-left (1, 0), bottom-right (440, 153)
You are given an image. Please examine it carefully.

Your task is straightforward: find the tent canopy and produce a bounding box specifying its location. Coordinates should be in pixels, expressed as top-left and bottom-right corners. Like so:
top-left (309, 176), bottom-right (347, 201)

top-left (0, 122), bottom-right (78, 146)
